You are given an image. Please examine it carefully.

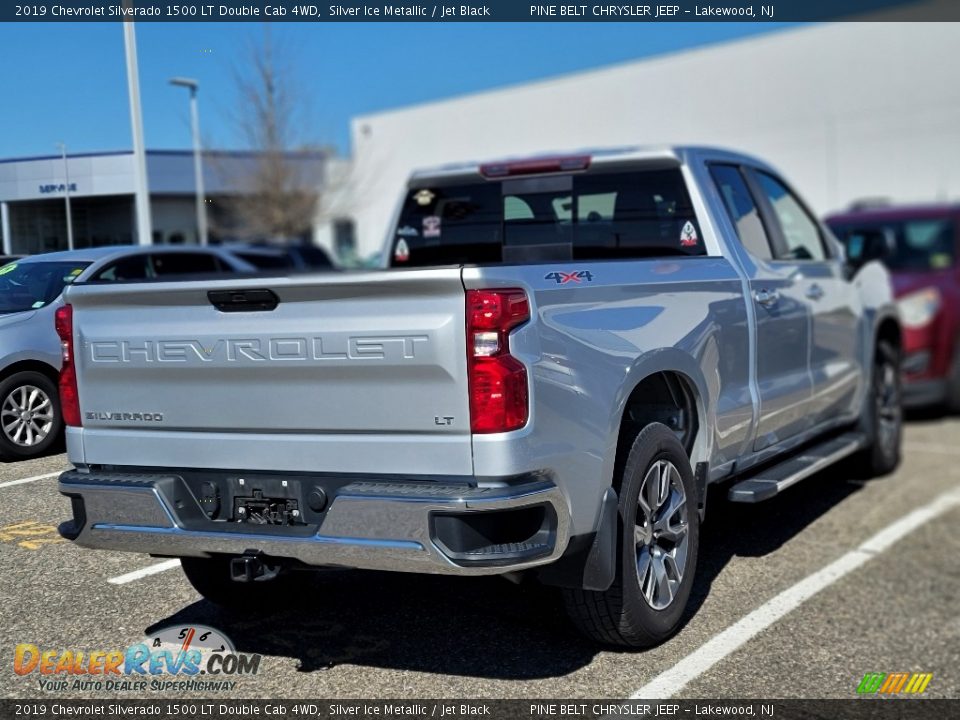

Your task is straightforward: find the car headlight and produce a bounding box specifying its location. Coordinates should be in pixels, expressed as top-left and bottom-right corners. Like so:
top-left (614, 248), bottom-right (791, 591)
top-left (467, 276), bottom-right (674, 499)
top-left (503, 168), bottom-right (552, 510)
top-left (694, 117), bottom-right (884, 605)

top-left (897, 288), bottom-right (941, 329)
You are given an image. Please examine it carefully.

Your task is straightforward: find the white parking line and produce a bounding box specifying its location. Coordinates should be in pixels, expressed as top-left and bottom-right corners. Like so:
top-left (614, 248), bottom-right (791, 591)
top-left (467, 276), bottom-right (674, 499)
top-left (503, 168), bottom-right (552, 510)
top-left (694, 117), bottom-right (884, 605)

top-left (0, 470), bottom-right (62, 489)
top-left (107, 559), bottom-right (181, 585)
top-left (631, 485), bottom-right (960, 699)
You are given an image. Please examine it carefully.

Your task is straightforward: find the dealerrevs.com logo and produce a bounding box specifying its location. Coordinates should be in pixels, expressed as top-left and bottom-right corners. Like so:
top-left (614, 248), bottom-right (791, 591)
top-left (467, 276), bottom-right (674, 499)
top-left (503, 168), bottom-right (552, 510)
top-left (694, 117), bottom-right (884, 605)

top-left (857, 672), bottom-right (933, 695)
top-left (14, 625), bottom-right (261, 693)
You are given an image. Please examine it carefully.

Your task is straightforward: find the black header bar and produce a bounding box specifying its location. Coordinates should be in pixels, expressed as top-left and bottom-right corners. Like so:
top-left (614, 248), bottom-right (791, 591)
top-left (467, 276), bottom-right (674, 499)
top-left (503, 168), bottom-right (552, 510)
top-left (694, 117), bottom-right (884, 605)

top-left (5, 0), bottom-right (960, 22)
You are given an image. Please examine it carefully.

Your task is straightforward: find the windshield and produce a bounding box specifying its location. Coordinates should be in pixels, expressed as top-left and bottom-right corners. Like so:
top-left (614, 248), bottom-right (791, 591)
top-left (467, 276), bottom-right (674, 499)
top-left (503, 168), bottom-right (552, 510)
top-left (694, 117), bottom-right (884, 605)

top-left (0, 261), bottom-right (91, 314)
top-left (831, 219), bottom-right (955, 271)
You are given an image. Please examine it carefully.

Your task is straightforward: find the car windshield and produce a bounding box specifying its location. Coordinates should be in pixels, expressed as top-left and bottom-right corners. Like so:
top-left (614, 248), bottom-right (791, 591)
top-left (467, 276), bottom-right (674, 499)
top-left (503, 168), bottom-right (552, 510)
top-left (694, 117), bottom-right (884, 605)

top-left (0, 261), bottom-right (91, 314)
top-left (832, 219), bottom-right (955, 271)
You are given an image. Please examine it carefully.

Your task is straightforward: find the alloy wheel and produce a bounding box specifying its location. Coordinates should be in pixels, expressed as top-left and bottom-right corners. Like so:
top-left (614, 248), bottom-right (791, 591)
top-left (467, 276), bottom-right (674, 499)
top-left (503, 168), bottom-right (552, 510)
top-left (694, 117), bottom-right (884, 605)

top-left (1, 384), bottom-right (54, 447)
top-left (635, 459), bottom-right (690, 610)
top-left (876, 357), bottom-right (901, 451)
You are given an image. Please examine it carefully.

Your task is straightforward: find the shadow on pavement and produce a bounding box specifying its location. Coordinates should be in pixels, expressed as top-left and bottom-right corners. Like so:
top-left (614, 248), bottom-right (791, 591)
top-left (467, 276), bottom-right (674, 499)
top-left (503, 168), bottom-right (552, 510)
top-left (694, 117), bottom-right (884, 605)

top-left (148, 569), bottom-right (596, 679)
top-left (147, 466), bottom-right (871, 677)
top-left (681, 465), bottom-right (868, 629)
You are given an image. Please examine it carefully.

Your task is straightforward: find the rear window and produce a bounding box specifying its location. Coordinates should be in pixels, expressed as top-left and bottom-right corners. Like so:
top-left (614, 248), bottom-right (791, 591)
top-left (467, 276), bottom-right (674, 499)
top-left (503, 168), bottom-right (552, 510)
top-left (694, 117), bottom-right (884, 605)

top-left (389, 168), bottom-right (705, 267)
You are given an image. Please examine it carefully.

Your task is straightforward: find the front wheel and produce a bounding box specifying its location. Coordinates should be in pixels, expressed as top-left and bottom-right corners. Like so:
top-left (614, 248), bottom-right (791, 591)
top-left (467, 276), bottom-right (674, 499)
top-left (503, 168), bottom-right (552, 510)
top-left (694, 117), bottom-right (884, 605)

top-left (564, 422), bottom-right (699, 647)
top-left (855, 340), bottom-right (902, 477)
top-left (945, 339), bottom-right (960, 414)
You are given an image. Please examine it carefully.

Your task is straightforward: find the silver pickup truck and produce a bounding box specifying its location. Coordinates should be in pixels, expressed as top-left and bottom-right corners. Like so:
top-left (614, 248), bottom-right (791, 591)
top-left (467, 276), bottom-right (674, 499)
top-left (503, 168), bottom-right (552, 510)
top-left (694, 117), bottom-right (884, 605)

top-left (57, 146), bottom-right (901, 647)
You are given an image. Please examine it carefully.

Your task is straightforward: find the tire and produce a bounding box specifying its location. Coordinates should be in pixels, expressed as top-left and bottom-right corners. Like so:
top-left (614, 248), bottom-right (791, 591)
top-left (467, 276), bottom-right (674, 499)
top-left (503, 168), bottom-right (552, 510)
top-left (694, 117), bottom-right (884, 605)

top-left (181, 555), bottom-right (300, 612)
top-left (855, 340), bottom-right (902, 477)
top-left (0, 371), bottom-right (63, 461)
top-left (945, 339), bottom-right (960, 415)
top-left (563, 422), bottom-right (699, 647)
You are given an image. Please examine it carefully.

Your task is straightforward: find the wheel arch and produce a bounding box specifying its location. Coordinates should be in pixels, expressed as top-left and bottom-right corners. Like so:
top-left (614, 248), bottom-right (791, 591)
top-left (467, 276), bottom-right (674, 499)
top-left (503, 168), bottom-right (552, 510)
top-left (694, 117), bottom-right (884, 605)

top-left (875, 314), bottom-right (902, 356)
top-left (0, 359), bottom-right (60, 387)
top-left (608, 350), bottom-right (711, 510)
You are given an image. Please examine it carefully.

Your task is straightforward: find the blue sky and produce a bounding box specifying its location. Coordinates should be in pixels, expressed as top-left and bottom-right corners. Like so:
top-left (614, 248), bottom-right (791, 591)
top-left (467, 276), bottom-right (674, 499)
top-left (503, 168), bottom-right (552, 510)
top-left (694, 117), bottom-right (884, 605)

top-left (0, 22), bottom-right (799, 160)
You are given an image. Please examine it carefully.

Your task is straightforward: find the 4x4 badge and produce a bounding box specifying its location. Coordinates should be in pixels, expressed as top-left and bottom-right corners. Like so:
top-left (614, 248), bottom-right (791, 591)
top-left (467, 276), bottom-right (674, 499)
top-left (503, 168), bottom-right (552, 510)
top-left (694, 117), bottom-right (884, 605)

top-left (545, 270), bottom-right (594, 284)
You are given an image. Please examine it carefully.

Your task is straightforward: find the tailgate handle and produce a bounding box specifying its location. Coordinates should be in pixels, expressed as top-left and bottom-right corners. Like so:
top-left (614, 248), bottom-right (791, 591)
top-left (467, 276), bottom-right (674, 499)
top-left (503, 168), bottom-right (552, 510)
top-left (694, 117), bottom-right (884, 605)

top-left (208, 289), bottom-right (279, 312)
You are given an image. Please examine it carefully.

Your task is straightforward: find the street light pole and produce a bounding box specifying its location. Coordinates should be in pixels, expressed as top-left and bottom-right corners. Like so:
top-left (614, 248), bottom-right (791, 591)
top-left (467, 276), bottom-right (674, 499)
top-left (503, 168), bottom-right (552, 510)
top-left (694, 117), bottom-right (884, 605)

top-left (123, 15), bottom-right (153, 246)
top-left (56, 142), bottom-right (74, 251)
top-left (170, 77), bottom-right (207, 246)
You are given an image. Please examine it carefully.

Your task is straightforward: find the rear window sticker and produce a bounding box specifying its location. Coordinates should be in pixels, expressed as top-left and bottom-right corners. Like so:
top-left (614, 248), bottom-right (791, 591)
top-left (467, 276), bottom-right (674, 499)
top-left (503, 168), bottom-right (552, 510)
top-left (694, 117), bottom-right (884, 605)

top-left (423, 216), bottom-right (442, 238)
top-left (413, 189), bottom-right (436, 206)
top-left (32, 301), bottom-right (45, 308)
top-left (0, 264), bottom-right (16, 275)
top-left (396, 225), bottom-right (419, 237)
top-left (394, 238), bottom-right (411, 263)
top-left (680, 221), bottom-right (699, 247)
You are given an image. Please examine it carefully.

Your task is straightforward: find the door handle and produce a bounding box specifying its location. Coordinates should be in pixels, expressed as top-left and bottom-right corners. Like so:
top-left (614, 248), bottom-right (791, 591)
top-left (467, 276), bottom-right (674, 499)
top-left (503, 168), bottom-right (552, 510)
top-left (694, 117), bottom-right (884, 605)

top-left (754, 289), bottom-right (780, 308)
top-left (805, 283), bottom-right (825, 301)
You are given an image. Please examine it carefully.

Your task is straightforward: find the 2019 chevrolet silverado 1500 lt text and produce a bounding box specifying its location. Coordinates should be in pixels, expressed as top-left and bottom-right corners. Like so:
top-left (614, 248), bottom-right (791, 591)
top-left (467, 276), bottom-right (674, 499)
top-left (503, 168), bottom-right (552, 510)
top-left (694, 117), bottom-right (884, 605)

top-left (57, 146), bottom-right (901, 647)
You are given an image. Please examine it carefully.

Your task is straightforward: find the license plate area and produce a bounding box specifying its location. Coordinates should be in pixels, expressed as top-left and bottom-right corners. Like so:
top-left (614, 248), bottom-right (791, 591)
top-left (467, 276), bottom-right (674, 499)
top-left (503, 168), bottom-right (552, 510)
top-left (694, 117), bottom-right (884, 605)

top-left (229, 477), bottom-right (303, 525)
top-left (233, 486), bottom-right (301, 525)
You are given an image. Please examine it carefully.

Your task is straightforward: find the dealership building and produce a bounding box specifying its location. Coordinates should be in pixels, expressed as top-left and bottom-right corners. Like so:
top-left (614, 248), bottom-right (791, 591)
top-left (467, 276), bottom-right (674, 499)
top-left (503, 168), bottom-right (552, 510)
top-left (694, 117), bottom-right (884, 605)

top-left (331, 20), bottom-right (960, 258)
top-left (0, 149), bottom-right (325, 256)
top-left (5, 19), bottom-right (958, 263)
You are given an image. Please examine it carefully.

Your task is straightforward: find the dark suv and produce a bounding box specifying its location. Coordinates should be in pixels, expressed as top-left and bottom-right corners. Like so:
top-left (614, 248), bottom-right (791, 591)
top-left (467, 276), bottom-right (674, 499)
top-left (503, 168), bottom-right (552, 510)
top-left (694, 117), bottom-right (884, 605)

top-left (827, 204), bottom-right (960, 410)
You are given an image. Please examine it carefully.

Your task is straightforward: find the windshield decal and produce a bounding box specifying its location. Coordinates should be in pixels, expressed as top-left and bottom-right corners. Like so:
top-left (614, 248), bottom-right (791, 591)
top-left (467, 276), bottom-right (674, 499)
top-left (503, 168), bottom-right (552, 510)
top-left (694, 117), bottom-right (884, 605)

top-left (394, 238), bottom-right (410, 263)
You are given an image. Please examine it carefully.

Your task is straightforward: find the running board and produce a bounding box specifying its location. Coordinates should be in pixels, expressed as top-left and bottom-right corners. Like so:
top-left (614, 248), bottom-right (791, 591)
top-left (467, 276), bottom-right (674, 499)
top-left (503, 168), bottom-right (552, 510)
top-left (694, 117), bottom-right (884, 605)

top-left (727, 432), bottom-right (866, 503)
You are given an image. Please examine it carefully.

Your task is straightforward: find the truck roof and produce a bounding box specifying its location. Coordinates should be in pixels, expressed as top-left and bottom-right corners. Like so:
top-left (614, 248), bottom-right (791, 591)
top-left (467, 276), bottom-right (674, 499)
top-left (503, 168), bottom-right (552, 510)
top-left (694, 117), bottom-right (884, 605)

top-left (408, 145), bottom-right (769, 182)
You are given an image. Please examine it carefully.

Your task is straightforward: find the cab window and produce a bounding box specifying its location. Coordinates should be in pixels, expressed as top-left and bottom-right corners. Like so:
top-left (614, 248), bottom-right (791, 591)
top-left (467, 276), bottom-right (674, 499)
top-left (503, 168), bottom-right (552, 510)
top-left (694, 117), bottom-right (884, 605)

top-left (753, 172), bottom-right (828, 262)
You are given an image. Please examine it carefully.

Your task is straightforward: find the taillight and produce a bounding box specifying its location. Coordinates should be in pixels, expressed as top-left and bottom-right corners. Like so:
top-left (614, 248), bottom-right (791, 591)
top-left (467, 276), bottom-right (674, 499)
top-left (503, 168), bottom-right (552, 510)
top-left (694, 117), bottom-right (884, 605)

top-left (466, 289), bottom-right (529, 433)
top-left (479, 155), bottom-right (591, 178)
top-left (54, 304), bottom-right (81, 427)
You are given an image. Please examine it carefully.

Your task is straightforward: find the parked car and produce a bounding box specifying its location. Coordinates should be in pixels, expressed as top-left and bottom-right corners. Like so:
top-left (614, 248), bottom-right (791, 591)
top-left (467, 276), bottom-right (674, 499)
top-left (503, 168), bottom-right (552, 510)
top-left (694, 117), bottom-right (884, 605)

top-left (223, 243), bottom-right (335, 271)
top-left (0, 246), bottom-right (255, 460)
top-left (827, 204), bottom-right (960, 410)
top-left (57, 147), bottom-right (900, 647)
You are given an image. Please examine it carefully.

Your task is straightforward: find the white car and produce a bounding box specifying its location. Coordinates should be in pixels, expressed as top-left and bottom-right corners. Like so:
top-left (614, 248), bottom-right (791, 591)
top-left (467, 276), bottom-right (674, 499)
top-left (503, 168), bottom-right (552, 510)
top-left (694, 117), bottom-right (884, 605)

top-left (0, 245), bottom-right (255, 460)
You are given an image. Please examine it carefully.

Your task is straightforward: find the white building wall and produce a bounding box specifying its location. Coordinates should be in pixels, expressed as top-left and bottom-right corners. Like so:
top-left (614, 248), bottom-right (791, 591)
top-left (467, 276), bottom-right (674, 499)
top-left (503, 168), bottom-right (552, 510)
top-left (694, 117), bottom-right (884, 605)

top-left (341, 22), bottom-right (960, 257)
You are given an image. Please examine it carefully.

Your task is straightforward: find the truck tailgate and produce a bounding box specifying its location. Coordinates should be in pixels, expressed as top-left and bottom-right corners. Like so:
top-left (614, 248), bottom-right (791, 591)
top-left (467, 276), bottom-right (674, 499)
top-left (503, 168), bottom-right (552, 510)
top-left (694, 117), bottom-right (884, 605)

top-left (65, 269), bottom-right (474, 476)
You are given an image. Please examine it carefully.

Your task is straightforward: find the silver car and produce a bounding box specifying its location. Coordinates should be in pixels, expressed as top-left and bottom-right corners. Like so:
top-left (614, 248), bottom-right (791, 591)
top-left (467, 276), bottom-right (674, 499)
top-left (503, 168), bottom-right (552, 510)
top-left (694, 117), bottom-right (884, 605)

top-left (0, 245), bottom-right (254, 460)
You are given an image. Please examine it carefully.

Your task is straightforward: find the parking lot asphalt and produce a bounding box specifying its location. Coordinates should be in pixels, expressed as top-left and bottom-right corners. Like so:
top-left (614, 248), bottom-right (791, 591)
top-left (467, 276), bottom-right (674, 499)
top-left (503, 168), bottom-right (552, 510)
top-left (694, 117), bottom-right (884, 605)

top-left (1, 414), bottom-right (958, 701)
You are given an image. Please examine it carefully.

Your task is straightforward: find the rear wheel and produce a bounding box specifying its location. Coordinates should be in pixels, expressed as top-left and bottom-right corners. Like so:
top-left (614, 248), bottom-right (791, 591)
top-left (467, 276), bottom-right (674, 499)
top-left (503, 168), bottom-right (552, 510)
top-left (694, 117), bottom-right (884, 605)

top-left (563, 422), bottom-right (699, 647)
top-left (181, 555), bottom-right (300, 612)
top-left (0, 371), bottom-right (62, 461)
top-left (855, 340), bottom-right (902, 477)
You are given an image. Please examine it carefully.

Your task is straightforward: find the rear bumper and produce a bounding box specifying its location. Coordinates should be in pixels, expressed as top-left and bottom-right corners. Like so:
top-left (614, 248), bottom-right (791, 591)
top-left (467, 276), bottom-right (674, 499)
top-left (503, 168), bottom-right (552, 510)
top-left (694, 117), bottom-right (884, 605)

top-left (58, 469), bottom-right (571, 576)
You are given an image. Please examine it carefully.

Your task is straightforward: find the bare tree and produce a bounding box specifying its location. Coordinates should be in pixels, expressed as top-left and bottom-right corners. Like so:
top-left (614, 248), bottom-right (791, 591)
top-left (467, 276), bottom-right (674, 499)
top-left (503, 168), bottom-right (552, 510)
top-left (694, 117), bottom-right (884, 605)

top-left (217, 27), bottom-right (323, 244)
